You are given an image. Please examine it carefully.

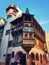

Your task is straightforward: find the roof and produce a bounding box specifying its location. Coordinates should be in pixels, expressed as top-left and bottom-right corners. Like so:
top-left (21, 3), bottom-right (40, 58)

top-left (6, 4), bottom-right (18, 13)
top-left (10, 13), bottom-right (45, 35)
top-left (10, 13), bottom-right (34, 25)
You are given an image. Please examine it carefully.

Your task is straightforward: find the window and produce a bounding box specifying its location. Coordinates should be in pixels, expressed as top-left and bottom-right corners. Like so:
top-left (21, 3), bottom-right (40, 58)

top-left (12, 52), bottom-right (14, 58)
top-left (36, 53), bottom-right (39, 60)
top-left (23, 32), bottom-right (28, 39)
top-left (7, 15), bottom-right (12, 19)
top-left (40, 54), bottom-right (42, 63)
top-left (6, 30), bottom-right (10, 35)
top-left (25, 33), bottom-right (27, 37)
top-left (29, 32), bottom-right (32, 39)
top-left (31, 53), bottom-right (35, 60)
top-left (8, 41), bottom-right (12, 47)
top-left (13, 37), bottom-right (18, 47)
top-left (23, 27), bottom-right (28, 31)
top-left (23, 27), bottom-right (33, 32)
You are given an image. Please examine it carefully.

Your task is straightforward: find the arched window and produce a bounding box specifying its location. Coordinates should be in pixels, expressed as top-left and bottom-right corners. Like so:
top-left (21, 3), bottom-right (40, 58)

top-left (31, 53), bottom-right (35, 60)
top-left (36, 53), bottom-right (39, 60)
top-left (40, 54), bottom-right (42, 63)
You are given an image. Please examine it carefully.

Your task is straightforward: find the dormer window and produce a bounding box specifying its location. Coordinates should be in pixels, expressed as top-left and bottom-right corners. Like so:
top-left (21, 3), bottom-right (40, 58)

top-left (7, 15), bottom-right (12, 19)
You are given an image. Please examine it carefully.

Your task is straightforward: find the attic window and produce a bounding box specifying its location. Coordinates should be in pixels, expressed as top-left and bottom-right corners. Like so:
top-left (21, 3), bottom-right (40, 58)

top-left (7, 15), bottom-right (12, 19)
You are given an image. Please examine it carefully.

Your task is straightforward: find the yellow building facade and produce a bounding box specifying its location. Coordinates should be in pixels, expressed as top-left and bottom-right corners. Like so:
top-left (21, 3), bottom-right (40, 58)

top-left (46, 33), bottom-right (49, 52)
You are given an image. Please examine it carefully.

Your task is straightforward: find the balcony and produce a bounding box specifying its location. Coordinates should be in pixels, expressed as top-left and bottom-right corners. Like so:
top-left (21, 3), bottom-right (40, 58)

top-left (22, 44), bottom-right (35, 53)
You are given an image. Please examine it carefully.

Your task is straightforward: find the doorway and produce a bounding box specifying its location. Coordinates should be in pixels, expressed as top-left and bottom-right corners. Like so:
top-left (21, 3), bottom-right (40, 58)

top-left (15, 51), bottom-right (26, 65)
top-left (5, 54), bottom-right (11, 65)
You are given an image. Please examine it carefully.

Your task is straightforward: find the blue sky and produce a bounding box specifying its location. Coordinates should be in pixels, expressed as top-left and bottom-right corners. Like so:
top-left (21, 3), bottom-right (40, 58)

top-left (0, 0), bottom-right (49, 33)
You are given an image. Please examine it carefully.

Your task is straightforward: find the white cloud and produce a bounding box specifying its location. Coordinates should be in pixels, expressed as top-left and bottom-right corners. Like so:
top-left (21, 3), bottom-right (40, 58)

top-left (39, 20), bottom-right (49, 25)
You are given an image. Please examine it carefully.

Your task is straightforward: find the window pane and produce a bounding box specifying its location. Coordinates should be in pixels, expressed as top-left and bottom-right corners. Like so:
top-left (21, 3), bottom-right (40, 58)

top-left (8, 41), bottom-right (12, 47)
top-left (25, 33), bottom-right (27, 37)
top-left (23, 27), bottom-right (33, 32)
